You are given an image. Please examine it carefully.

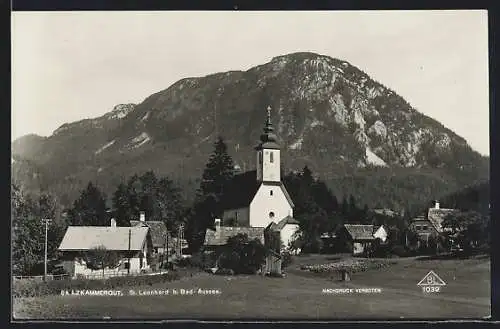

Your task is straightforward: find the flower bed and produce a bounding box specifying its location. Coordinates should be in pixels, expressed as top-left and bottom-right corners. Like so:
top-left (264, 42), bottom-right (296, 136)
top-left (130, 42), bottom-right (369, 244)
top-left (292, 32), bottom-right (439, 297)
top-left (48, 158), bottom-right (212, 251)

top-left (300, 259), bottom-right (395, 275)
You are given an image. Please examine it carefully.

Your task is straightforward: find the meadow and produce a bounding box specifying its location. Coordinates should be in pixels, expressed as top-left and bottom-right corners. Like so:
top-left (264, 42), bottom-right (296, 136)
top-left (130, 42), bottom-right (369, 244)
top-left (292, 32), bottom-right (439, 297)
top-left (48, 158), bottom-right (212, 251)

top-left (13, 254), bottom-right (490, 320)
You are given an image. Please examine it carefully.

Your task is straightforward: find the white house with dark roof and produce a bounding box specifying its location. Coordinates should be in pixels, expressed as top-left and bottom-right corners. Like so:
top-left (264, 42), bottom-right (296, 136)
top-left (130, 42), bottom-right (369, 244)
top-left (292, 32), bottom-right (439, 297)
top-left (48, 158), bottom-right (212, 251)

top-left (58, 219), bottom-right (153, 278)
top-left (204, 106), bottom-right (299, 261)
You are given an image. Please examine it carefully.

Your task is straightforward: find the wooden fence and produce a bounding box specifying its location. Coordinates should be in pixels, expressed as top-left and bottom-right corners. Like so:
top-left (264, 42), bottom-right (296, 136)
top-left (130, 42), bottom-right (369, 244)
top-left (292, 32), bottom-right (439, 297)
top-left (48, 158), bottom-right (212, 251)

top-left (13, 269), bottom-right (169, 281)
top-left (13, 274), bottom-right (70, 281)
top-left (75, 269), bottom-right (169, 280)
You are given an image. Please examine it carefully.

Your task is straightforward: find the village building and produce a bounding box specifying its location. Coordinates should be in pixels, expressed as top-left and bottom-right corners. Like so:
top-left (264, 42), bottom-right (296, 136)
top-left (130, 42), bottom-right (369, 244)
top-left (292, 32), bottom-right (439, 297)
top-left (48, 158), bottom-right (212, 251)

top-left (58, 218), bottom-right (153, 278)
top-left (409, 201), bottom-right (459, 248)
top-left (203, 106), bottom-right (300, 274)
top-left (130, 211), bottom-right (171, 254)
top-left (336, 224), bottom-right (388, 256)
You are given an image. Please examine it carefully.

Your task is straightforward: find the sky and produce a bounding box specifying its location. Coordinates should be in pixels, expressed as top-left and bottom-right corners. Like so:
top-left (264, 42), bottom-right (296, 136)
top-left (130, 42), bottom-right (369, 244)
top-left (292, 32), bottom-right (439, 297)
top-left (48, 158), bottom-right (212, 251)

top-left (11, 10), bottom-right (490, 155)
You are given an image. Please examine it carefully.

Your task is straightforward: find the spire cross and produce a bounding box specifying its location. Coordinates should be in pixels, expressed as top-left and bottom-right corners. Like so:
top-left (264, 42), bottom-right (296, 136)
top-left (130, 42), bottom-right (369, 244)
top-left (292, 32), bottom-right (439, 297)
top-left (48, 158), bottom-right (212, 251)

top-left (266, 106), bottom-right (272, 125)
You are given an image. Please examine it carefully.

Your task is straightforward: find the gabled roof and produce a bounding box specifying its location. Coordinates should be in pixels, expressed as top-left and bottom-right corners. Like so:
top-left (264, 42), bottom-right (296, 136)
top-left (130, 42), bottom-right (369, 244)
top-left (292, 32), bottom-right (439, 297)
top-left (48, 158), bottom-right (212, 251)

top-left (221, 170), bottom-right (294, 210)
top-left (427, 208), bottom-right (459, 233)
top-left (266, 215), bottom-right (300, 232)
top-left (204, 226), bottom-right (265, 246)
top-left (58, 226), bottom-right (149, 251)
top-left (372, 209), bottom-right (399, 217)
top-left (343, 224), bottom-right (375, 241)
top-left (130, 220), bottom-right (169, 248)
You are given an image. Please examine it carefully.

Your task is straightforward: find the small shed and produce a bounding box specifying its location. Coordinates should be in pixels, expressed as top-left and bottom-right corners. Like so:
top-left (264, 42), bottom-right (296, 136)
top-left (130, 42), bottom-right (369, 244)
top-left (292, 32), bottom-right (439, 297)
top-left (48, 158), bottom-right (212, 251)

top-left (337, 224), bottom-right (375, 256)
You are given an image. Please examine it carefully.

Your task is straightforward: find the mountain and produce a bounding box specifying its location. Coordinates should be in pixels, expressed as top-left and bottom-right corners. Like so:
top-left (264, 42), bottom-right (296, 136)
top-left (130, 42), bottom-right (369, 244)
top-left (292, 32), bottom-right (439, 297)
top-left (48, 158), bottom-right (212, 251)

top-left (11, 52), bottom-right (489, 210)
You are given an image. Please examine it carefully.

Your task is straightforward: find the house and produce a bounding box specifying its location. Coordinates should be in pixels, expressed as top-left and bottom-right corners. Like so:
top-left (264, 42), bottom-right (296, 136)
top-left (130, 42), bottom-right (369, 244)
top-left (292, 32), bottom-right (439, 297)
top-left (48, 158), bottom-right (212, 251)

top-left (130, 211), bottom-right (171, 255)
top-left (203, 106), bottom-right (299, 274)
top-left (58, 218), bottom-right (153, 278)
top-left (372, 209), bottom-right (400, 218)
top-left (409, 201), bottom-right (459, 248)
top-left (373, 225), bottom-right (388, 243)
top-left (336, 224), bottom-right (376, 256)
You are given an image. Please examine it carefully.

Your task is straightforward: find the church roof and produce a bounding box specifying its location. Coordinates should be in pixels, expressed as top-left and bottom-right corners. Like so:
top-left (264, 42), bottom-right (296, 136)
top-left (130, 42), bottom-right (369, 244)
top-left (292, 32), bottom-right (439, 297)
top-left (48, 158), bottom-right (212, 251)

top-left (221, 170), bottom-right (295, 210)
top-left (266, 215), bottom-right (300, 232)
top-left (221, 170), bottom-right (261, 210)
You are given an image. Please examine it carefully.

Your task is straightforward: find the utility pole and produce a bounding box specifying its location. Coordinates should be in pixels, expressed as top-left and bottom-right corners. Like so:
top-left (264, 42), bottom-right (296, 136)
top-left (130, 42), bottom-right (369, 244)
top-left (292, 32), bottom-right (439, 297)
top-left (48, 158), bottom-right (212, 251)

top-left (128, 228), bottom-right (131, 275)
top-left (42, 218), bottom-right (52, 281)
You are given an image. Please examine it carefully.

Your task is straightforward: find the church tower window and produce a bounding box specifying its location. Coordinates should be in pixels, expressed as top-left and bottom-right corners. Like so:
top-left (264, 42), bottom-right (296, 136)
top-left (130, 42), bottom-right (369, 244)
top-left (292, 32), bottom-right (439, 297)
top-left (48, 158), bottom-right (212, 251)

top-left (270, 151), bottom-right (274, 163)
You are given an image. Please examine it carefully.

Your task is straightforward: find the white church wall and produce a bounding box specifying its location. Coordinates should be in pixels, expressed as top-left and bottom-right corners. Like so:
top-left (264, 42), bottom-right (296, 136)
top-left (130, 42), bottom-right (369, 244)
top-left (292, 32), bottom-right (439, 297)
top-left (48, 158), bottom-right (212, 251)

top-left (250, 184), bottom-right (292, 228)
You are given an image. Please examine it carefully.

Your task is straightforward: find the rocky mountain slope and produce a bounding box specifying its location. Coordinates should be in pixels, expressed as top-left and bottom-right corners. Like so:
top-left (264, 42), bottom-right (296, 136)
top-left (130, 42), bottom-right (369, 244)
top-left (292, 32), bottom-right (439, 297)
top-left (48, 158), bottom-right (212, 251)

top-left (11, 52), bottom-right (489, 209)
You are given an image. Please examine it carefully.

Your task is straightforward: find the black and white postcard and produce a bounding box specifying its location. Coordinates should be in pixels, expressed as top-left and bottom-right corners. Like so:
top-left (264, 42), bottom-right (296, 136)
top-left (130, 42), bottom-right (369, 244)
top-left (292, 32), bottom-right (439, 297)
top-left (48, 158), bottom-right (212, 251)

top-left (11, 10), bottom-right (491, 321)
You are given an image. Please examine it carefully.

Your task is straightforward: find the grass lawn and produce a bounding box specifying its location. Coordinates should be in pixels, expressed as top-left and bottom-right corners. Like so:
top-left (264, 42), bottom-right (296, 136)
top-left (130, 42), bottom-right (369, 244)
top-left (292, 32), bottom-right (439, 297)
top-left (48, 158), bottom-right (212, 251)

top-left (13, 255), bottom-right (490, 320)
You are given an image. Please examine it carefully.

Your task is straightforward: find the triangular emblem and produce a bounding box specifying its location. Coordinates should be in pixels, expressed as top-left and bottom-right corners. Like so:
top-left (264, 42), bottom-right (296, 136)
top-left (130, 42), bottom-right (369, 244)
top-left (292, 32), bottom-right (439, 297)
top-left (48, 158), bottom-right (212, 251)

top-left (417, 270), bottom-right (446, 286)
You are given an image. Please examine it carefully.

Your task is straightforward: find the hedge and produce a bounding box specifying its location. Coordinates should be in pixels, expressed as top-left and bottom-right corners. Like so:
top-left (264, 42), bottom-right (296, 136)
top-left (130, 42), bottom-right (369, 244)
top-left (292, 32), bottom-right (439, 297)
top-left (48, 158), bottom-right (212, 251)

top-left (13, 271), bottom-right (181, 298)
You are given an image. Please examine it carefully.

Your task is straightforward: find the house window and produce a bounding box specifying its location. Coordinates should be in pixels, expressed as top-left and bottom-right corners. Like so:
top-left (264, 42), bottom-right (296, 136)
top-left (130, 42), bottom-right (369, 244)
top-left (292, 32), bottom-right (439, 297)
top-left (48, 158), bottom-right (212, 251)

top-left (416, 225), bottom-right (421, 231)
top-left (124, 262), bottom-right (130, 270)
top-left (270, 152), bottom-right (274, 163)
top-left (269, 212), bottom-right (275, 219)
top-left (270, 190), bottom-right (273, 196)
top-left (423, 225), bottom-right (428, 231)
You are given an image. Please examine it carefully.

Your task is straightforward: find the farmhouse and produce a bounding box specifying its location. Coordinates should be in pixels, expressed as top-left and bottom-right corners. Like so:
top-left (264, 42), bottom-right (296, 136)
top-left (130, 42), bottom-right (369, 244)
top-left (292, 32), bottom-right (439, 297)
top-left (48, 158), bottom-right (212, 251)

top-left (409, 201), bottom-right (459, 247)
top-left (204, 107), bottom-right (299, 250)
top-left (58, 219), bottom-right (153, 278)
top-left (130, 211), bottom-right (171, 254)
top-left (336, 224), bottom-right (385, 256)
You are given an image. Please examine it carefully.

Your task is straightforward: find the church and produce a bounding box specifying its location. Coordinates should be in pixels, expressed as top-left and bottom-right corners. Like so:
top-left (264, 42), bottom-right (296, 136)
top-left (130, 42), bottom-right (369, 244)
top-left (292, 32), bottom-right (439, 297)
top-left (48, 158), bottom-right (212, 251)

top-left (204, 106), bottom-right (300, 251)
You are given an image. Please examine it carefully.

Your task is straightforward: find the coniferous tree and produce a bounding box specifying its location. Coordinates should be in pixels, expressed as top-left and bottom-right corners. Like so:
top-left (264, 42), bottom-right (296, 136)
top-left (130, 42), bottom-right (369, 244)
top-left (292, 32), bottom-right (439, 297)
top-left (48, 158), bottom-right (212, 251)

top-left (186, 137), bottom-right (235, 251)
top-left (68, 182), bottom-right (107, 226)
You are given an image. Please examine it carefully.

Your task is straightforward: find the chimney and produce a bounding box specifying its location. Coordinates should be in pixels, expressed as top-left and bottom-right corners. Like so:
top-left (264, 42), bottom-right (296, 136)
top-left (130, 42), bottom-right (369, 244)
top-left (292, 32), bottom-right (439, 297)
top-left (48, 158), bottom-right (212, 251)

top-left (110, 218), bottom-right (117, 227)
top-left (139, 211), bottom-right (146, 222)
top-left (435, 201), bottom-right (440, 209)
top-left (214, 218), bottom-right (221, 228)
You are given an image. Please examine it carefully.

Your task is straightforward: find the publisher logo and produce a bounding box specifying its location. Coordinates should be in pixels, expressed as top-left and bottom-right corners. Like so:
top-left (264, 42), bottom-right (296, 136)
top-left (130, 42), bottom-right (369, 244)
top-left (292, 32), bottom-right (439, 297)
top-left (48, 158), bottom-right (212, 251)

top-left (417, 270), bottom-right (446, 293)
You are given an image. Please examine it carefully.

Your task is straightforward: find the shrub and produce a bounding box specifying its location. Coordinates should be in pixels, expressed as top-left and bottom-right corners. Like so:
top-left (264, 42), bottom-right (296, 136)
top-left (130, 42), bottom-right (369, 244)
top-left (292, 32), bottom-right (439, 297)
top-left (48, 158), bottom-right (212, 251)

top-left (219, 234), bottom-right (266, 274)
top-left (13, 272), bottom-right (181, 298)
top-left (390, 245), bottom-right (412, 257)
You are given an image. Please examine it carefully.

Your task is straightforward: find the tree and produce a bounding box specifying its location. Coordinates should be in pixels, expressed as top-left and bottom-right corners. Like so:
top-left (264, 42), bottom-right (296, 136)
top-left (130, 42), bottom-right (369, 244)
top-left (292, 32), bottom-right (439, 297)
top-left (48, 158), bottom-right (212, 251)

top-left (187, 137), bottom-right (235, 251)
top-left (12, 184), bottom-right (67, 275)
top-left (68, 182), bottom-right (107, 226)
top-left (442, 210), bottom-right (490, 252)
top-left (112, 172), bottom-right (184, 231)
top-left (112, 183), bottom-right (133, 227)
top-left (83, 245), bottom-right (120, 278)
top-left (219, 233), bottom-right (266, 274)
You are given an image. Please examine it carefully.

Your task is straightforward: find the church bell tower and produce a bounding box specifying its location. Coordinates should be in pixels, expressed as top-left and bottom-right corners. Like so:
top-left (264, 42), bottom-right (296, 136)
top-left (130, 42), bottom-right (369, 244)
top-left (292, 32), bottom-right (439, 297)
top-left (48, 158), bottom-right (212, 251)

top-left (255, 106), bottom-right (281, 182)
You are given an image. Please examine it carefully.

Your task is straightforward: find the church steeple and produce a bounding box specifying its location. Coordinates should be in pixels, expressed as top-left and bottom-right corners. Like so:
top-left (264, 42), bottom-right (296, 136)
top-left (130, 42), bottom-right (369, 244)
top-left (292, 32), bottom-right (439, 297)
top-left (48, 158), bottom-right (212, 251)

top-left (256, 106), bottom-right (281, 182)
top-left (256, 106), bottom-right (280, 150)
